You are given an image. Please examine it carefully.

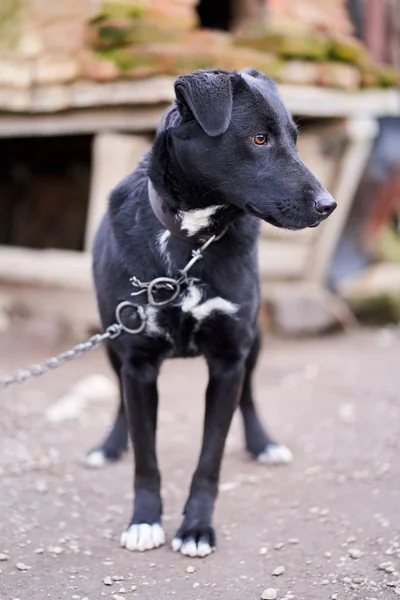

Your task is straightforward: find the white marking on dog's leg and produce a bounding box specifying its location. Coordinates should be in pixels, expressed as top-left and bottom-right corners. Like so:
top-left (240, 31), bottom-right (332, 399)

top-left (179, 206), bottom-right (223, 236)
top-left (257, 444), bottom-right (293, 465)
top-left (174, 538), bottom-right (214, 557)
top-left (197, 541), bottom-right (214, 557)
top-left (171, 538), bottom-right (182, 552)
top-left (84, 449), bottom-right (107, 469)
top-left (180, 539), bottom-right (198, 557)
top-left (190, 297), bottom-right (238, 321)
top-left (181, 286), bottom-right (202, 313)
top-left (157, 230), bottom-right (172, 273)
top-left (120, 524), bottom-right (165, 552)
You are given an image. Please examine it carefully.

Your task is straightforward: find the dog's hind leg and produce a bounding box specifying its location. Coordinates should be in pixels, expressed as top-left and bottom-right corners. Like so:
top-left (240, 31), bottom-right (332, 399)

top-left (85, 346), bottom-right (129, 468)
top-left (240, 331), bottom-right (293, 465)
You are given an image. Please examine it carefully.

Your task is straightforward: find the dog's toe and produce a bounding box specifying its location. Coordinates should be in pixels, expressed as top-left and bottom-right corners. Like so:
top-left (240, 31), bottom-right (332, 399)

top-left (121, 523), bottom-right (165, 552)
top-left (84, 449), bottom-right (108, 469)
top-left (257, 443), bottom-right (293, 465)
top-left (172, 536), bottom-right (214, 557)
top-left (84, 446), bottom-right (127, 469)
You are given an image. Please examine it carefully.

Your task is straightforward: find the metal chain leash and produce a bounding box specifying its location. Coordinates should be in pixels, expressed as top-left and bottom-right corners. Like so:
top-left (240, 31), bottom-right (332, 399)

top-left (0, 234), bottom-right (217, 391)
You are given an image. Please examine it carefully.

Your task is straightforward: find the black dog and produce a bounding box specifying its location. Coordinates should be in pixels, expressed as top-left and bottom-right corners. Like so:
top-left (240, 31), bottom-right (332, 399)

top-left (88, 68), bottom-right (336, 557)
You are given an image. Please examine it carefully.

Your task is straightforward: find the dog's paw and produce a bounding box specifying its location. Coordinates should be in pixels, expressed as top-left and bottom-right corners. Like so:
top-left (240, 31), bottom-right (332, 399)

top-left (256, 443), bottom-right (293, 466)
top-left (84, 446), bottom-right (127, 469)
top-left (120, 523), bottom-right (165, 552)
top-left (172, 525), bottom-right (215, 558)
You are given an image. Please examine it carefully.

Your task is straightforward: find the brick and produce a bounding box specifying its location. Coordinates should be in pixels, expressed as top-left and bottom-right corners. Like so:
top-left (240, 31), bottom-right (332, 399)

top-left (35, 55), bottom-right (80, 84)
top-left (0, 59), bottom-right (33, 88)
top-left (0, 88), bottom-right (32, 111)
top-left (80, 51), bottom-right (120, 81)
top-left (71, 80), bottom-right (113, 107)
top-left (317, 62), bottom-right (361, 90)
top-left (277, 60), bottom-right (319, 86)
top-left (31, 84), bottom-right (71, 112)
top-left (265, 283), bottom-right (353, 336)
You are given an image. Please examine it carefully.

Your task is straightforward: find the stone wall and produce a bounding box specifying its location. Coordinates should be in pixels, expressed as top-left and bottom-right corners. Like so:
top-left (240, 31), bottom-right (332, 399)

top-left (0, 0), bottom-right (397, 105)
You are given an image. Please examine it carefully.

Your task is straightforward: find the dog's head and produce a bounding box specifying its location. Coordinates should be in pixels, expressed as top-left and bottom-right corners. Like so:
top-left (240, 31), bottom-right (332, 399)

top-left (151, 68), bottom-right (336, 231)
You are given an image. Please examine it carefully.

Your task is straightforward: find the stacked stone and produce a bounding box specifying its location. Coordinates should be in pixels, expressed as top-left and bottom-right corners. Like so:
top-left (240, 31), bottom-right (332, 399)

top-left (0, 0), bottom-right (398, 113)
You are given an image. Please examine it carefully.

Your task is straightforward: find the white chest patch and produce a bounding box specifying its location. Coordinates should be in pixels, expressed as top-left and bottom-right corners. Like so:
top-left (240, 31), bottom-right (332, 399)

top-left (181, 286), bottom-right (238, 321)
top-left (157, 229), bottom-right (172, 274)
top-left (179, 206), bottom-right (223, 236)
top-left (144, 286), bottom-right (238, 338)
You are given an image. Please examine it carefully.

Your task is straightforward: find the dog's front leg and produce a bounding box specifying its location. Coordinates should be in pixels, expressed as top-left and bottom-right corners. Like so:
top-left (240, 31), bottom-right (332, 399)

top-left (173, 357), bottom-right (246, 557)
top-left (120, 362), bottom-right (165, 552)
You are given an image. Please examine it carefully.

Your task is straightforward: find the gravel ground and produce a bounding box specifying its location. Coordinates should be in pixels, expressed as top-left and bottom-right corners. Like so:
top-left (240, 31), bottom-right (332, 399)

top-left (0, 323), bottom-right (399, 600)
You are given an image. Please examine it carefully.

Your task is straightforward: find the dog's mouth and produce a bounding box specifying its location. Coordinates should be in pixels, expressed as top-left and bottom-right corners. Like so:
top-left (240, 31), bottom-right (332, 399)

top-left (246, 203), bottom-right (283, 228)
top-left (246, 203), bottom-right (323, 230)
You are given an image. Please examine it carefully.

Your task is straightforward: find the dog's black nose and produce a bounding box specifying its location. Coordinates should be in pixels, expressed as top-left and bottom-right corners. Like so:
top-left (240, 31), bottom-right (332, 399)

top-left (314, 193), bottom-right (337, 218)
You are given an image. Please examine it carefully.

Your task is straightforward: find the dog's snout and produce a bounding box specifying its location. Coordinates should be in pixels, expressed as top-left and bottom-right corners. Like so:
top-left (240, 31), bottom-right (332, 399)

top-left (314, 193), bottom-right (337, 218)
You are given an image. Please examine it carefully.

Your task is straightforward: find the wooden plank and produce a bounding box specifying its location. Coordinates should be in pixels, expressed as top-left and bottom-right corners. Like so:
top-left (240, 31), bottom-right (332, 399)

top-left (0, 106), bottom-right (168, 138)
top-left (85, 133), bottom-right (151, 251)
top-left (0, 238), bottom-right (307, 290)
top-left (0, 83), bottom-right (398, 139)
top-left (258, 239), bottom-right (308, 280)
top-left (0, 247), bottom-right (92, 290)
top-left (308, 116), bottom-right (379, 284)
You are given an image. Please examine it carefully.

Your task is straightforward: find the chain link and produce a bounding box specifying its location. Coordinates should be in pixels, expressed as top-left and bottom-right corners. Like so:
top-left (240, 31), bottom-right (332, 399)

top-left (0, 233), bottom-right (218, 391)
top-left (0, 324), bottom-right (122, 390)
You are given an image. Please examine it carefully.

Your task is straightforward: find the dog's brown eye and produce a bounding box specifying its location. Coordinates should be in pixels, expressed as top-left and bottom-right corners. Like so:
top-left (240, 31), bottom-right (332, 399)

top-left (252, 134), bottom-right (268, 146)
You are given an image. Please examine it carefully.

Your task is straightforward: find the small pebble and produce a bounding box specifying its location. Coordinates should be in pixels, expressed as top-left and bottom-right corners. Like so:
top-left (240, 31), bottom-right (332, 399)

top-left (260, 546), bottom-right (268, 555)
top-left (186, 566), bottom-right (196, 574)
top-left (348, 548), bottom-right (363, 559)
top-left (288, 538), bottom-right (299, 545)
top-left (131, 585), bottom-right (137, 592)
top-left (274, 542), bottom-right (285, 550)
top-left (103, 576), bottom-right (113, 586)
top-left (0, 553), bottom-right (9, 561)
top-left (34, 548), bottom-right (44, 554)
top-left (331, 595), bottom-right (338, 600)
top-left (111, 595), bottom-right (125, 600)
top-left (119, 588), bottom-right (126, 594)
top-left (112, 575), bottom-right (124, 581)
top-left (193, 583), bottom-right (200, 589)
top-left (324, 552), bottom-right (332, 559)
top-left (272, 565), bottom-right (285, 576)
top-left (343, 577), bottom-right (352, 584)
top-left (50, 546), bottom-right (64, 555)
top-left (261, 589), bottom-right (278, 600)
top-left (16, 562), bottom-right (30, 571)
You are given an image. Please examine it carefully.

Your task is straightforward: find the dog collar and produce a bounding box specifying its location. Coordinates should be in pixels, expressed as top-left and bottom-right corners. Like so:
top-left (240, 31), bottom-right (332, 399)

top-left (148, 180), bottom-right (227, 244)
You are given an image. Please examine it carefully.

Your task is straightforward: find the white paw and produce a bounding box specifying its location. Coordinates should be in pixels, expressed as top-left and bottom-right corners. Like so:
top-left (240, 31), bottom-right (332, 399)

top-left (120, 524), bottom-right (165, 552)
top-left (257, 444), bottom-right (293, 465)
top-left (84, 449), bottom-right (107, 469)
top-left (172, 538), bottom-right (214, 558)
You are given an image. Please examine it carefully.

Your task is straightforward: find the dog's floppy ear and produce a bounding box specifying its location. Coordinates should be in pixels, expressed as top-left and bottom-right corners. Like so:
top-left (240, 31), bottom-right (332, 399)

top-left (174, 70), bottom-right (233, 137)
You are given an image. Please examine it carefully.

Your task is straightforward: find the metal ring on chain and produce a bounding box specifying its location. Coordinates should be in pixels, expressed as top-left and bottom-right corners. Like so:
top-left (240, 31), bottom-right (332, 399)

top-left (115, 301), bottom-right (147, 334)
top-left (147, 277), bottom-right (181, 307)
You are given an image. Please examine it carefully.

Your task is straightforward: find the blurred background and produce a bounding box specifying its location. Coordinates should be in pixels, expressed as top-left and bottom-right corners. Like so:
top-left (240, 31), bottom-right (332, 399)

top-left (1, 0), bottom-right (400, 337)
top-left (1, 5), bottom-right (400, 598)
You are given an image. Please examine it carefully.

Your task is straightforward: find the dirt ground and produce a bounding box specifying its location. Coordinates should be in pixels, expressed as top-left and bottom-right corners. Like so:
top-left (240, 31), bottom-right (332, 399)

top-left (1, 322), bottom-right (399, 600)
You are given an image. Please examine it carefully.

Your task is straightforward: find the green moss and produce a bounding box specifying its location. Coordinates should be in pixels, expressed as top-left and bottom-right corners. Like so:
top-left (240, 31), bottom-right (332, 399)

top-left (329, 36), bottom-right (369, 67)
top-left (349, 292), bottom-right (400, 325)
top-left (376, 227), bottom-right (400, 262)
top-left (97, 24), bottom-right (132, 48)
top-left (0, 0), bottom-right (24, 48)
top-left (236, 31), bottom-right (329, 61)
top-left (377, 65), bottom-right (400, 88)
top-left (96, 47), bottom-right (158, 72)
top-left (94, 2), bottom-right (145, 21)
